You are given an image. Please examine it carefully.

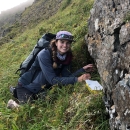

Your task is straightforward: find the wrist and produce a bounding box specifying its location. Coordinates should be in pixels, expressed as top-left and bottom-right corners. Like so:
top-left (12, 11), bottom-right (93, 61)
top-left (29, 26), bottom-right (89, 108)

top-left (78, 76), bottom-right (83, 82)
top-left (82, 68), bottom-right (87, 73)
top-left (83, 67), bottom-right (85, 70)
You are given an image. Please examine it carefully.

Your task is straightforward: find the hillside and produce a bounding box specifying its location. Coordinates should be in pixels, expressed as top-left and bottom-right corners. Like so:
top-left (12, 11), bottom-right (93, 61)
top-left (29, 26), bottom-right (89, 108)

top-left (0, 0), bottom-right (109, 129)
top-left (0, 0), bottom-right (34, 37)
top-left (0, 0), bottom-right (64, 45)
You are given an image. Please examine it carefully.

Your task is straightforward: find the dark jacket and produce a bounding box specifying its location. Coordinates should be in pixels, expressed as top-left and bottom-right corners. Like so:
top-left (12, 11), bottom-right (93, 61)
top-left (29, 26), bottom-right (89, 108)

top-left (18, 49), bottom-right (85, 93)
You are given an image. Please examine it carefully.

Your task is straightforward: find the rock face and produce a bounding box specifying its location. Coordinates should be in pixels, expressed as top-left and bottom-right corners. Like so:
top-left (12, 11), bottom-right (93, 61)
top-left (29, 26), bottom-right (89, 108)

top-left (85, 0), bottom-right (130, 129)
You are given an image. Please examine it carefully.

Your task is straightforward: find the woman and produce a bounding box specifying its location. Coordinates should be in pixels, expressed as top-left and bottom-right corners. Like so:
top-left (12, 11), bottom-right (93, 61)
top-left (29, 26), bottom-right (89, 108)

top-left (7, 31), bottom-right (94, 108)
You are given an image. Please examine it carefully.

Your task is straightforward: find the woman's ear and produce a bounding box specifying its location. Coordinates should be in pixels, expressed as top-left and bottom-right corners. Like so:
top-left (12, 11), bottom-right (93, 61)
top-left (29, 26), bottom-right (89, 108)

top-left (55, 40), bottom-right (58, 46)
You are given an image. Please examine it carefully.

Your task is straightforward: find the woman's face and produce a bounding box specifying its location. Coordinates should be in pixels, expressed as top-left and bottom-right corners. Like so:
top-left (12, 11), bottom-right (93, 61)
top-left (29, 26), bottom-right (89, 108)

top-left (56, 39), bottom-right (71, 55)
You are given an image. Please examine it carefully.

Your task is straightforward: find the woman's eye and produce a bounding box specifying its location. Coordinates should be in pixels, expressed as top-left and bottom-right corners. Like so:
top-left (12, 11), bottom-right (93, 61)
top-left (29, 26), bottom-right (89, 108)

top-left (67, 42), bottom-right (71, 45)
top-left (60, 40), bottom-right (71, 45)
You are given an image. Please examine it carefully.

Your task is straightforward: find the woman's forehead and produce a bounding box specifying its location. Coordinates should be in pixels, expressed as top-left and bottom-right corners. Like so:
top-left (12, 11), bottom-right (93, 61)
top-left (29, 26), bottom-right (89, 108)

top-left (58, 39), bottom-right (71, 43)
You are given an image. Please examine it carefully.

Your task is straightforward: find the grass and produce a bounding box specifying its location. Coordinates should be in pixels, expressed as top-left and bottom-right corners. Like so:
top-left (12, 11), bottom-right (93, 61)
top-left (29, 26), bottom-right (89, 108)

top-left (124, 11), bottom-right (130, 22)
top-left (0, 0), bottom-right (109, 129)
top-left (0, 84), bottom-right (109, 130)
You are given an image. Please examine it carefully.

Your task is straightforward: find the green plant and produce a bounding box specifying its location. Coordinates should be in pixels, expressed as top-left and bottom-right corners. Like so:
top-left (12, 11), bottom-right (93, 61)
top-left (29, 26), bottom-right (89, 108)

top-left (87, 93), bottom-right (110, 130)
top-left (124, 11), bottom-right (130, 22)
top-left (39, 27), bottom-right (46, 35)
top-left (60, 0), bottom-right (72, 11)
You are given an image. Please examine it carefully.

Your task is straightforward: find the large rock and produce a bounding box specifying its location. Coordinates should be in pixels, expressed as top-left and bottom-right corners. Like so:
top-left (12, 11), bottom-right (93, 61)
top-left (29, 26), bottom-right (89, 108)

top-left (85, 0), bottom-right (130, 129)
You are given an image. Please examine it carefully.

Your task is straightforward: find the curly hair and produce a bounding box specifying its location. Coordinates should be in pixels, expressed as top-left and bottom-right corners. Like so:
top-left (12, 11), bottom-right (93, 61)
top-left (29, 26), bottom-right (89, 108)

top-left (50, 39), bottom-right (58, 69)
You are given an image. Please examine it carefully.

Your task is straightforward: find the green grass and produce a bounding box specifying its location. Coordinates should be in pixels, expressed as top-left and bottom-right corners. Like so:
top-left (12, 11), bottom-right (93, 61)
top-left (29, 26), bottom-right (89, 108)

top-left (0, 0), bottom-right (109, 129)
top-left (124, 11), bottom-right (130, 22)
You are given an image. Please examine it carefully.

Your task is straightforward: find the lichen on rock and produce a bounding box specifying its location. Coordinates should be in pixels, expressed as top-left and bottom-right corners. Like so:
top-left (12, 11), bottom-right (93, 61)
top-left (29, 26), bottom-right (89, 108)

top-left (86, 0), bottom-right (130, 129)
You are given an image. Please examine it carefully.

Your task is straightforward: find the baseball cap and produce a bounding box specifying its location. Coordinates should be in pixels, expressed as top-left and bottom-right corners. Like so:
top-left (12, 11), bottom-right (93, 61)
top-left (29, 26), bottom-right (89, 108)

top-left (56, 31), bottom-right (74, 42)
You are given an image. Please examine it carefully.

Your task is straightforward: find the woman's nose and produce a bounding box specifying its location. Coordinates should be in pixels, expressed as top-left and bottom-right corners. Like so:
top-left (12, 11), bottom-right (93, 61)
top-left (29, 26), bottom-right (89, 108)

top-left (62, 43), bottom-right (67, 47)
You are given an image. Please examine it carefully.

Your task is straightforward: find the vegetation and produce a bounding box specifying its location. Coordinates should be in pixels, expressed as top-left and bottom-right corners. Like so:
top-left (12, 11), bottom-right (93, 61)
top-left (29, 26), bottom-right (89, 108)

top-left (124, 11), bottom-right (130, 22)
top-left (0, 0), bottom-right (109, 129)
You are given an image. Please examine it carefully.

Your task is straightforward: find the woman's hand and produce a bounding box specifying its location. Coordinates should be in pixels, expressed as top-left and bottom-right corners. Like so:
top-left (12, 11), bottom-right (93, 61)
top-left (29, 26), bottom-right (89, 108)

top-left (83, 64), bottom-right (94, 72)
top-left (78, 73), bottom-right (91, 82)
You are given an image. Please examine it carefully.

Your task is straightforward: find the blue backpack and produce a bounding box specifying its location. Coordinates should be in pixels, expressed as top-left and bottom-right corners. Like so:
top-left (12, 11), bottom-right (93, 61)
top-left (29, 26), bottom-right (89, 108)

top-left (16, 33), bottom-right (56, 76)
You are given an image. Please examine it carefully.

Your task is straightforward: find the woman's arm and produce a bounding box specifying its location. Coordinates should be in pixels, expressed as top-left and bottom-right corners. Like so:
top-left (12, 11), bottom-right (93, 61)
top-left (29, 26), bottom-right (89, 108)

top-left (38, 49), bottom-right (77, 86)
top-left (61, 65), bottom-right (85, 77)
top-left (61, 63), bottom-right (94, 82)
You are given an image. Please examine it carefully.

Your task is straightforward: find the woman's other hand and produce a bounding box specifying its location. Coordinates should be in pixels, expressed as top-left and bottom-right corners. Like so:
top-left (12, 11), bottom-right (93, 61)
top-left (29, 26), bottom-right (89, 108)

top-left (83, 64), bottom-right (95, 72)
top-left (78, 73), bottom-right (91, 82)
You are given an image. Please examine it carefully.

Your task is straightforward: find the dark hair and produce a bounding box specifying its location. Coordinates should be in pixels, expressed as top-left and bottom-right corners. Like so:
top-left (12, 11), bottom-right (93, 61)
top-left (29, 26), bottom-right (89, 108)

top-left (50, 39), bottom-right (58, 69)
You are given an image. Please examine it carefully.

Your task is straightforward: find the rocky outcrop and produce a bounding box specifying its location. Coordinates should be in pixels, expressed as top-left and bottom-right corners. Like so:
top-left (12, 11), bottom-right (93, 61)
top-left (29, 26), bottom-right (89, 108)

top-left (86, 0), bottom-right (130, 129)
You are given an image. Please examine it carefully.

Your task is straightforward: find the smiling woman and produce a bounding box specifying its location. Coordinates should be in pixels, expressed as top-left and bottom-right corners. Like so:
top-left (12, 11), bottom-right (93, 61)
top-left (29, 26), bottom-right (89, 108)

top-left (0, 0), bottom-right (28, 13)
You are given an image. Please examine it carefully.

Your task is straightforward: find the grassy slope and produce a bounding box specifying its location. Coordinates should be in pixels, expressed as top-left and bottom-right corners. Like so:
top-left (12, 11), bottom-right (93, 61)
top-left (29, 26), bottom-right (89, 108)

top-left (0, 0), bottom-right (109, 129)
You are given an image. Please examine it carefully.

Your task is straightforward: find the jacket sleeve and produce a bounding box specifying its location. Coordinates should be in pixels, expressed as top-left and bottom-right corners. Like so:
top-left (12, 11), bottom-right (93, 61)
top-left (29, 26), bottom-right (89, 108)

top-left (38, 49), bottom-right (77, 86)
top-left (61, 65), bottom-right (85, 77)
